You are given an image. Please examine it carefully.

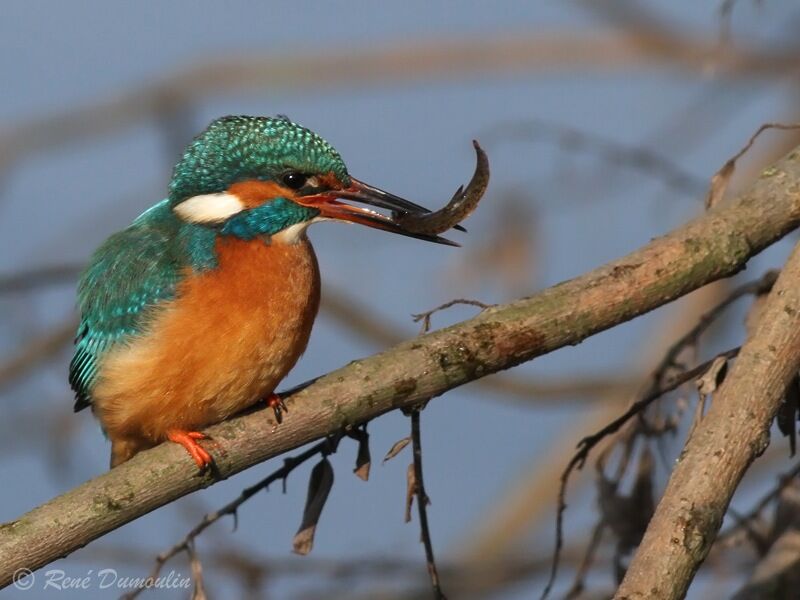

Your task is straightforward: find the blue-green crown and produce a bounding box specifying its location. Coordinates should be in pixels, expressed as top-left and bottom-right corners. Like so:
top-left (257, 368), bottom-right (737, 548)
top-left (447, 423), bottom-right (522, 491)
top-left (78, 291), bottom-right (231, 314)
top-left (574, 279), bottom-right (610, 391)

top-left (168, 115), bottom-right (351, 203)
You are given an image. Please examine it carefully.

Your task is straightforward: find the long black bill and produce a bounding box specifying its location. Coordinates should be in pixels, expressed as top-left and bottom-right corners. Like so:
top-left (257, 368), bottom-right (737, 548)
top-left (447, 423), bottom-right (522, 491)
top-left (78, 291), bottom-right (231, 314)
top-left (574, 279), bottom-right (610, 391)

top-left (310, 196), bottom-right (460, 246)
top-left (339, 179), bottom-right (467, 233)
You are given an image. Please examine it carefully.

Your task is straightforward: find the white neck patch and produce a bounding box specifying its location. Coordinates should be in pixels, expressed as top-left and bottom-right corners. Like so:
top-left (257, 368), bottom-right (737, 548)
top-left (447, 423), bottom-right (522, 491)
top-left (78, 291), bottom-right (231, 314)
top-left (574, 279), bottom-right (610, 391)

top-left (174, 192), bottom-right (245, 223)
top-left (271, 217), bottom-right (328, 245)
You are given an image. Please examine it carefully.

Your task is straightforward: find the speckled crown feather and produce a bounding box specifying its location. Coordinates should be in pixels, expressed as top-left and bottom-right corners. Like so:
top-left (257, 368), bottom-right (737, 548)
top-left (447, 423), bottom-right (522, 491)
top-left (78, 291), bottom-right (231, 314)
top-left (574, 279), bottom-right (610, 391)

top-left (168, 116), bottom-right (351, 203)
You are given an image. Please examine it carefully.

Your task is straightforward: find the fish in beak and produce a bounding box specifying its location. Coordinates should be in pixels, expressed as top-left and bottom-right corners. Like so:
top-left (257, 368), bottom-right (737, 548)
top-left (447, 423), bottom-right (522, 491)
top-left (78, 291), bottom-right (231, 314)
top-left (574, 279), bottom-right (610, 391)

top-left (296, 178), bottom-right (460, 246)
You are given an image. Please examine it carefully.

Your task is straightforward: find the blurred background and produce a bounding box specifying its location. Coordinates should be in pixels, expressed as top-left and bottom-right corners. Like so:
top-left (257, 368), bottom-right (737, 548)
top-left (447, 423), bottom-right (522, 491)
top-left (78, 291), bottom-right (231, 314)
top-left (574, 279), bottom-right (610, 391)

top-left (3, 1), bottom-right (800, 598)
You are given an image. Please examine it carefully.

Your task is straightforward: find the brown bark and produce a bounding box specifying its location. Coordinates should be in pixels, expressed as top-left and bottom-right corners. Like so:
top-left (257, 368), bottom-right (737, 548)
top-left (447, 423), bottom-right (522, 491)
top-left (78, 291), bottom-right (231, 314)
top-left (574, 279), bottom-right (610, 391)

top-left (616, 240), bottom-right (800, 598)
top-left (1, 147), bottom-right (800, 589)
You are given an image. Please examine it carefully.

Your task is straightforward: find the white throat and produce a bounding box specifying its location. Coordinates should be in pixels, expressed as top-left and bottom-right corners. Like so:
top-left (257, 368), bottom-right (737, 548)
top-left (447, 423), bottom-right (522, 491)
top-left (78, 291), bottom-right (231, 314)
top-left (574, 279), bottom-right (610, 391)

top-left (271, 217), bottom-right (327, 245)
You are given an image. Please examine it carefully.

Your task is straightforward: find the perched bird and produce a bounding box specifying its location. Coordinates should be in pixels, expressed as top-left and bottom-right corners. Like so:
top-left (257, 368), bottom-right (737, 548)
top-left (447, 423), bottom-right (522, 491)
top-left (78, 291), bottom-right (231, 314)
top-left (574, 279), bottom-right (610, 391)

top-left (70, 115), bottom-right (454, 469)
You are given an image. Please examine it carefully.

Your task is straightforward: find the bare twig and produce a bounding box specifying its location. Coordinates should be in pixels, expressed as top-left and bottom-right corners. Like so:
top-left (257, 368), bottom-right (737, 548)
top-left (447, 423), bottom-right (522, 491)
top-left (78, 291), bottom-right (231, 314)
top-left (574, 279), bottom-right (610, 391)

top-left (543, 271), bottom-right (778, 596)
top-left (457, 283), bottom-right (728, 573)
top-left (643, 270), bottom-right (777, 398)
top-left (410, 409), bottom-right (446, 599)
top-left (565, 521), bottom-right (606, 599)
top-left (542, 346), bottom-right (741, 599)
top-left (716, 461), bottom-right (800, 549)
top-left (617, 238), bottom-right (800, 599)
top-left (706, 123), bottom-right (800, 209)
top-left (123, 435), bottom-right (342, 599)
top-left (411, 299), bottom-right (494, 335)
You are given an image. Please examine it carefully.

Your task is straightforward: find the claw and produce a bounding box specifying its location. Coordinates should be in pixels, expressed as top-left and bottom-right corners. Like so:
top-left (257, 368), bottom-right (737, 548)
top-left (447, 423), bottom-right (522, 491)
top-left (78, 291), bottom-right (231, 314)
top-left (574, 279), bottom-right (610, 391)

top-left (167, 429), bottom-right (214, 470)
top-left (266, 393), bottom-right (288, 424)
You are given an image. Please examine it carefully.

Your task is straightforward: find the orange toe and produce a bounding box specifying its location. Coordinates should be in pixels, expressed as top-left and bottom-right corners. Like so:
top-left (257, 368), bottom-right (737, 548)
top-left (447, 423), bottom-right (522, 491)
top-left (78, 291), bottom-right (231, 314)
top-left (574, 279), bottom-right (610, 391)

top-left (167, 429), bottom-right (213, 469)
top-left (266, 393), bottom-right (288, 424)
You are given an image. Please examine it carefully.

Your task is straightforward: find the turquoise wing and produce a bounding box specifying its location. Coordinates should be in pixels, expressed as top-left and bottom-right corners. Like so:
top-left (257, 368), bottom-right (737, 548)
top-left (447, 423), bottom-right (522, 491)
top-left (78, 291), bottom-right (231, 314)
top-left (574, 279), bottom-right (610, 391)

top-left (70, 206), bottom-right (182, 411)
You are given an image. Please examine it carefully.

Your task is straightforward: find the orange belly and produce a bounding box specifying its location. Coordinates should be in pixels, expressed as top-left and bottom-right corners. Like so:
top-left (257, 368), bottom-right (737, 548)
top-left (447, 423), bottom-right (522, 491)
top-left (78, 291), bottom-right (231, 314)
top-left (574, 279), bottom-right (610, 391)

top-left (92, 235), bottom-right (320, 466)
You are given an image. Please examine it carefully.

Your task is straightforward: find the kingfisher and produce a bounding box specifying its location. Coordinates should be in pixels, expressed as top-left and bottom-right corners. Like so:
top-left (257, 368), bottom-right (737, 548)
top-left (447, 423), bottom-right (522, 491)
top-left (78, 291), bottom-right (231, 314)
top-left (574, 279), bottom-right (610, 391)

top-left (70, 115), bottom-right (456, 469)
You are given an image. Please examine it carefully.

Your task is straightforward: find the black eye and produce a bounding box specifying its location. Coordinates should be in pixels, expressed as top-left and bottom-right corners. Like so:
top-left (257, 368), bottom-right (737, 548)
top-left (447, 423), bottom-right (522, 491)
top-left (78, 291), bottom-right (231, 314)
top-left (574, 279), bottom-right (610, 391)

top-left (282, 172), bottom-right (308, 190)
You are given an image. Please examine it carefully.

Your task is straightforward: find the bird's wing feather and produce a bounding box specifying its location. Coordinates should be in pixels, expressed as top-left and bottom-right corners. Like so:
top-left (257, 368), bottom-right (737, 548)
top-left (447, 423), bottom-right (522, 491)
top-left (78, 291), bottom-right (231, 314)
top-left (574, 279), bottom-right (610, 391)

top-left (70, 206), bottom-right (182, 411)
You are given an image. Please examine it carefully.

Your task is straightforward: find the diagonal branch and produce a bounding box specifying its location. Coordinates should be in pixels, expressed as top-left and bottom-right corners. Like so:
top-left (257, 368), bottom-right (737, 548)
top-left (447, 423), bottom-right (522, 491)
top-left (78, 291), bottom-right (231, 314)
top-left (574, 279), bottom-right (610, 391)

top-left (2, 145), bottom-right (800, 589)
top-left (616, 239), bottom-right (800, 598)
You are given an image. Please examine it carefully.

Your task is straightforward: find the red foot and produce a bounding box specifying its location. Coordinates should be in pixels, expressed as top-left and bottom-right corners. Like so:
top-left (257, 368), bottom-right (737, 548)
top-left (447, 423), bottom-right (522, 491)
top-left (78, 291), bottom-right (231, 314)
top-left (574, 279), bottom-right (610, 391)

top-left (167, 430), bottom-right (213, 469)
top-left (266, 393), bottom-right (288, 424)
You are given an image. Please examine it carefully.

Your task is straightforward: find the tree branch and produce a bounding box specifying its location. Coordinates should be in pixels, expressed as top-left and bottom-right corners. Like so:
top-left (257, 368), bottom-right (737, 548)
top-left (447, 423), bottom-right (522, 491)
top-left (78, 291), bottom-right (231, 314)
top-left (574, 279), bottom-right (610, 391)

top-left (2, 146), bottom-right (800, 589)
top-left (616, 239), bottom-right (800, 598)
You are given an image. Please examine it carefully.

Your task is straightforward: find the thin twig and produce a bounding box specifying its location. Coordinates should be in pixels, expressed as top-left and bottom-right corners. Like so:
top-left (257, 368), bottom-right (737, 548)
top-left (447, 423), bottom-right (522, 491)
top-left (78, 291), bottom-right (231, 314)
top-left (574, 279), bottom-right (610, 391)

top-left (122, 434), bottom-right (342, 599)
top-left (644, 270), bottom-right (777, 398)
top-left (412, 299), bottom-right (494, 335)
top-left (616, 234), bottom-right (800, 599)
top-left (706, 123), bottom-right (800, 209)
top-left (541, 271), bottom-right (777, 598)
top-left (541, 346), bottom-right (741, 599)
top-left (716, 460), bottom-right (800, 549)
top-left (728, 123), bottom-right (800, 168)
top-left (410, 409), bottom-right (446, 600)
top-left (564, 521), bottom-right (606, 599)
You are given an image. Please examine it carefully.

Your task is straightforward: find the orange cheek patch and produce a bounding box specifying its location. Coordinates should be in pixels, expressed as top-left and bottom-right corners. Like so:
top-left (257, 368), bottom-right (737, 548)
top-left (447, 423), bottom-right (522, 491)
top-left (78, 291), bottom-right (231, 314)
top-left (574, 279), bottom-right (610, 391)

top-left (228, 179), bottom-right (296, 208)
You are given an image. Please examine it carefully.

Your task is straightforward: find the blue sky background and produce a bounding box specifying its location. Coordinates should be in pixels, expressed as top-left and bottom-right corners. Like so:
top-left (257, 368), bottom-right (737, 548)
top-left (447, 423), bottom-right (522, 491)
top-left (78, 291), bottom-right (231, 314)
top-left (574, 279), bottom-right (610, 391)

top-left (1, 1), bottom-right (799, 598)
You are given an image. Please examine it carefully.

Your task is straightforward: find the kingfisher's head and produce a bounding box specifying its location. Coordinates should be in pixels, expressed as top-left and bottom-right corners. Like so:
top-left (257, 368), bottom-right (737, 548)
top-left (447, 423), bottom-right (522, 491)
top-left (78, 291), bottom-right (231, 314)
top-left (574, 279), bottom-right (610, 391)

top-left (168, 115), bottom-right (450, 244)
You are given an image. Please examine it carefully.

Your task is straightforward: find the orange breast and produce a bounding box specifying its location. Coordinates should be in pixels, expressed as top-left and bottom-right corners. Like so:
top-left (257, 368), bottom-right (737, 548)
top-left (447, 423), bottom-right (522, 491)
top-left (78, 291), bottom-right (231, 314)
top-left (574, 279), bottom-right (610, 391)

top-left (92, 236), bottom-right (321, 449)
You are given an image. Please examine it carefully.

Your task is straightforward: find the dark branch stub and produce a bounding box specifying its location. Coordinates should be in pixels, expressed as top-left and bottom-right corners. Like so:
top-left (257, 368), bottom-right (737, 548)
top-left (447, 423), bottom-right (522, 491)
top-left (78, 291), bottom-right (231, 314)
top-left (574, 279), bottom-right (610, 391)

top-left (410, 409), bottom-right (447, 600)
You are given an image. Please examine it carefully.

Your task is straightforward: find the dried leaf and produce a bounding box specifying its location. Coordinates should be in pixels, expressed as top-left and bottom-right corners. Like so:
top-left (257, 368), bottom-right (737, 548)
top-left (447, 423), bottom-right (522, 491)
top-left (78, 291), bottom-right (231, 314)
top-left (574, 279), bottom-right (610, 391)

top-left (598, 447), bottom-right (655, 583)
top-left (705, 159), bottom-right (735, 209)
top-left (405, 462), bottom-right (416, 523)
top-left (695, 355), bottom-right (729, 396)
top-left (383, 437), bottom-right (411, 464)
top-left (353, 428), bottom-right (371, 481)
top-left (293, 458), bottom-right (334, 556)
